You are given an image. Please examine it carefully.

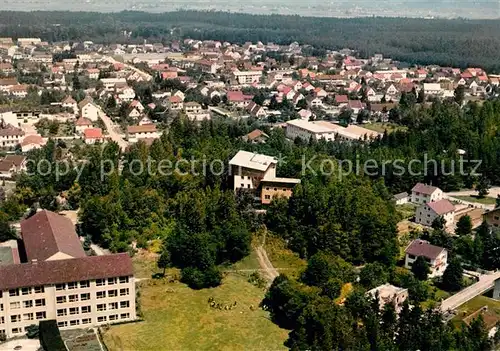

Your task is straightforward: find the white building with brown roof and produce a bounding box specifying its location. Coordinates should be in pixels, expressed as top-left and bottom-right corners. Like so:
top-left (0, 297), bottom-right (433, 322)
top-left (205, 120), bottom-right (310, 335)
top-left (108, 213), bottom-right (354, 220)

top-left (21, 135), bottom-right (46, 153)
top-left (367, 283), bottom-right (408, 313)
top-left (411, 183), bottom-right (443, 204)
top-left (0, 126), bottom-right (24, 149)
top-left (415, 199), bottom-right (455, 228)
top-left (404, 239), bottom-right (448, 277)
top-left (0, 155), bottom-right (26, 178)
top-left (0, 210), bottom-right (136, 340)
top-left (127, 124), bottom-right (159, 143)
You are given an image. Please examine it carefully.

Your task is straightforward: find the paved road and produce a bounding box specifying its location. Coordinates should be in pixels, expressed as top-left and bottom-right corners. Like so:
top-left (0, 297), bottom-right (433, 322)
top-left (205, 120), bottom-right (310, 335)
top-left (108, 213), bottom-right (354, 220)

top-left (100, 114), bottom-right (129, 151)
top-left (440, 271), bottom-right (500, 312)
top-left (443, 194), bottom-right (495, 211)
top-left (446, 187), bottom-right (500, 198)
top-left (103, 55), bottom-right (153, 82)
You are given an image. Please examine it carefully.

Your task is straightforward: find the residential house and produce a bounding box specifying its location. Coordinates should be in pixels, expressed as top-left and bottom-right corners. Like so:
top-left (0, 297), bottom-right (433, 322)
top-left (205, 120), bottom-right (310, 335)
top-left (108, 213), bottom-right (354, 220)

top-left (168, 95), bottom-right (184, 110)
top-left (0, 126), bottom-right (24, 148)
top-left (423, 83), bottom-right (442, 96)
top-left (20, 135), bottom-right (45, 152)
top-left (62, 96), bottom-right (78, 114)
top-left (9, 85), bottom-right (29, 98)
top-left (411, 183), bottom-right (443, 204)
top-left (79, 99), bottom-right (103, 122)
top-left (393, 192), bottom-right (409, 205)
top-left (0, 210), bottom-right (136, 340)
top-left (75, 118), bottom-right (93, 134)
top-left (415, 199), bottom-right (455, 227)
top-left (246, 101), bottom-right (267, 118)
top-left (83, 128), bottom-right (105, 145)
top-left (127, 124), bottom-right (159, 143)
top-left (226, 91), bottom-right (253, 108)
top-left (404, 239), bottom-right (448, 277)
top-left (483, 207), bottom-right (500, 229)
top-left (242, 129), bottom-right (269, 144)
top-left (232, 70), bottom-right (262, 85)
top-left (184, 102), bottom-right (202, 115)
top-left (0, 155), bottom-right (26, 178)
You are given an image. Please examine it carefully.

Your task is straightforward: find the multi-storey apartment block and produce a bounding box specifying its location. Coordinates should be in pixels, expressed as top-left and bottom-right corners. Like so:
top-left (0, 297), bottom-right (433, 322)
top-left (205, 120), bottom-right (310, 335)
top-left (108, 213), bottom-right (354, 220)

top-left (0, 210), bottom-right (136, 340)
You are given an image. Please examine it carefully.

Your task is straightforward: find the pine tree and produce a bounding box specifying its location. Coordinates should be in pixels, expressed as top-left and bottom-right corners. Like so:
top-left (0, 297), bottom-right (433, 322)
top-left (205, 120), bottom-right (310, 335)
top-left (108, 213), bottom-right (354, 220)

top-left (411, 256), bottom-right (430, 281)
top-left (441, 257), bottom-right (463, 292)
top-left (456, 215), bottom-right (472, 236)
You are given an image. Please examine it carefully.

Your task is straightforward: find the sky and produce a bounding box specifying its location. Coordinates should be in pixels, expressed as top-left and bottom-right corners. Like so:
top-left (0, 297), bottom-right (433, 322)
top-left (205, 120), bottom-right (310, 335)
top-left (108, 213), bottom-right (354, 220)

top-left (0, 0), bottom-right (498, 19)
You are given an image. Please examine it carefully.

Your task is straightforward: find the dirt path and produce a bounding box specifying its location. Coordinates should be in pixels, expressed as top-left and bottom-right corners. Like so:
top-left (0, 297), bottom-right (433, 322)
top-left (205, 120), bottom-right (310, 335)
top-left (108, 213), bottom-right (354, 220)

top-left (255, 230), bottom-right (279, 285)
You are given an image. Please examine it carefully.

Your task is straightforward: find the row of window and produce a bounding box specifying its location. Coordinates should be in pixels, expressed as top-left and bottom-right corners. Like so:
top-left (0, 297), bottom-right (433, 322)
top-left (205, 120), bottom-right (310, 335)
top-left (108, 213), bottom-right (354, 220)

top-left (3, 286), bottom-right (44, 298)
top-left (56, 289), bottom-right (129, 304)
top-left (57, 313), bottom-right (130, 328)
top-left (8, 299), bottom-right (46, 309)
top-left (9, 312), bottom-right (46, 323)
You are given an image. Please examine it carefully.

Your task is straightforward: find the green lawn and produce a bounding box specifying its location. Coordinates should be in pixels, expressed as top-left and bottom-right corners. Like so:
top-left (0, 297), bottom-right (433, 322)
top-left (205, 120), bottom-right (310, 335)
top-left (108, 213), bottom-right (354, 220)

top-left (451, 295), bottom-right (500, 329)
top-left (363, 122), bottom-right (407, 134)
top-left (453, 195), bottom-right (497, 205)
top-left (104, 252), bottom-right (288, 351)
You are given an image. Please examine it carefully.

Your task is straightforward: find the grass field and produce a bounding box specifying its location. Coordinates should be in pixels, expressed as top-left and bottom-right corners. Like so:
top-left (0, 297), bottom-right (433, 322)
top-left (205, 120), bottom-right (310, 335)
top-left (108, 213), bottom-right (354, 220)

top-left (103, 251), bottom-right (289, 351)
top-left (454, 195), bottom-right (497, 205)
top-left (263, 235), bottom-right (307, 279)
top-left (363, 122), bottom-right (407, 134)
top-left (451, 295), bottom-right (500, 329)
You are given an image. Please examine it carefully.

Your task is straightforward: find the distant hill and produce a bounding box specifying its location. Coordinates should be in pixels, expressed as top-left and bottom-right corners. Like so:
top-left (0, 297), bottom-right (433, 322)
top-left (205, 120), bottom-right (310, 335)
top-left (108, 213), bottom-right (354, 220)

top-left (0, 0), bottom-right (498, 19)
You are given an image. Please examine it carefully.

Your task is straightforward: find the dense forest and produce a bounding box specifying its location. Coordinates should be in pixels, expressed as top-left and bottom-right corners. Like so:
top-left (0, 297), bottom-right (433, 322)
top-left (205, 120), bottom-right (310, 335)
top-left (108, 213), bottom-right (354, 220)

top-left (0, 11), bottom-right (500, 71)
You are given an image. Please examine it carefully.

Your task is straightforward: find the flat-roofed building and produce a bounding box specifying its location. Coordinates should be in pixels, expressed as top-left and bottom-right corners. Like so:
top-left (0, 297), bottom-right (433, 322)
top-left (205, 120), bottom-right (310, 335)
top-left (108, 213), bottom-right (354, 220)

top-left (229, 150), bottom-right (300, 204)
top-left (367, 283), bottom-right (408, 313)
top-left (127, 124), bottom-right (159, 143)
top-left (0, 210), bottom-right (136, 340)
top-left (232, 70), bottom-right (262, 85)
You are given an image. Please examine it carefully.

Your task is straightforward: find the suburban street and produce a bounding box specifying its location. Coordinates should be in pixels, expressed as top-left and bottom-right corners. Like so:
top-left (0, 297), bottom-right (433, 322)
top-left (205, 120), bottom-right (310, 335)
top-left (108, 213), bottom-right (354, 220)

top-left (100, 114), bottom-right (129, 151)
top-left (440, 271), bottom-right (500, 312)
top-left (102, 55), bottom-right (153, 82)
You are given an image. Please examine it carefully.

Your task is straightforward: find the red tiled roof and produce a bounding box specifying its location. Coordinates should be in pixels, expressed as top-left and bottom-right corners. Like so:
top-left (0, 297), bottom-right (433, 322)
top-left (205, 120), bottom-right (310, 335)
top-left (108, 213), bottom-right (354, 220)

top-left (227, 91), bottom-right (245, 102)
top-left (84, 128), bottom-right (103, 139)
top-left (0, 253), bottom-right (133, 290)
top-left (335, 95), bottom-right (349, 104)
top-left (21, 134), bottom-right (44, 146)
top-left (427, 199), bottom-right (455, 215)
top-left (405, 239), bottom-right (444, 260)
top-left (21, 210), bottom-right (86, 262)
top-left (75, 117), bottom-right (92, 126)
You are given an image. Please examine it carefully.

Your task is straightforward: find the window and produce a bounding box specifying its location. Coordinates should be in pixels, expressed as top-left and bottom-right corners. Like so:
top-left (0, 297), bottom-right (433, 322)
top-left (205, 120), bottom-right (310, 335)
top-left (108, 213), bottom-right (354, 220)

top-left (34, 286), bottom-right (44, 294)
top-left (82, 318), bottom-right (91, 325)
top-left (69, 307), bottom-right (79, 315)
top-left (23, 300), bottom-right (33, 308)
top-left (11, 315), bottom-right (21, 323)
top-left (108, 290), bottom-right (117, 298)
top-left (21, 287), bottom-right (31, 295)
top-left (96, 279), bottom-right (105, 286)
top-left (12, 328), bottom-right (22, 334)
top-left (0, 317), bottom-right (4, 324)
top-left (109, 302), bottom-right (118, 310)
top-left (55, 284), bottom-right (65, 291)
top-left (120, 313), bottom-right (130, 320)
top-left (57, 321), bottom-right (68, 328)
top-left (10, 302), bottom-right (20, 309)
top-left (119, 277), bottom-right (129, 284)
top-left (36, 312), bottom-right (46, 320)
top-left (23, 313), bottom-right (34, 321)
top-left (9, 289), bottom-right (19, 297)
top-left (97, 304), bottom-right (106, 312)
top-left (120, 288), bottom-right (129, 296)
top-left (408, 254), bottom-right (415, 259)
top-left (35, 299), bottom-right (45, 307)
top-left (97, 316), bottom-right (107, 323)
top-left (56, 296), bottom-right (66, 304)
top-left (240, 183), bottom-right (244, 187)
top-left (120, 301), bottom-right (130, 309)
top-left (80, 281), bottom-right (90, 288)
top-left (247, 184), bottom-right (251, 188)
top-left (81, 306), bottom-right (91, 314)
top-left (494, 216), bottom-right (499, 220)
top-left (57, 309), bottom-right (67, 317)
top-left (109, 314), bottom-right (118, 321)
top-left (108, 278), bottom-right (117, 285)
top-left (97, 291), bottom-right (106, 299)
top-left (69, 295), bottom-right (78, 303)
top-left (265, 187), bottom-right (269, 190)
top-left (70, 320), bottom-right (80, 326)
top-left (81, 293), bottom-right (90, 301)
top-left (264, 195), bottom-right (271, 200)
top-left (67, 282), bottom-right (78, 290)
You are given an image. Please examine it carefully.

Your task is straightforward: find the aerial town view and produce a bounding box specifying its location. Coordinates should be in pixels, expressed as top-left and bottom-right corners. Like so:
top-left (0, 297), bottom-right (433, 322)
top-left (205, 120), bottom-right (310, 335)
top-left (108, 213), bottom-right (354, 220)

top-left (0, 5), bottom-right (499, 351)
